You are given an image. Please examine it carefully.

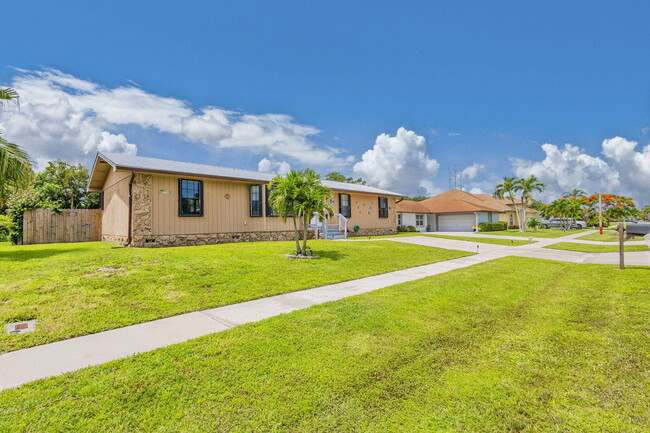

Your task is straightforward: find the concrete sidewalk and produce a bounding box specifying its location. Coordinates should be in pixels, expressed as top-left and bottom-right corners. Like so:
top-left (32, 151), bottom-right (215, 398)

top-left (0, 252), bottom-right (504, 391)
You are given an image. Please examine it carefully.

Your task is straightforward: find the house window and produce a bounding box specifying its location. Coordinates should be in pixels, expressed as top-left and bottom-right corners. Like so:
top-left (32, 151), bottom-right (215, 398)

top-left (250, 185), bottom-right (262, 217)
top-left (179, 179), bottom-right (203, 217)
top-left (339, 193), bottom-right (351, 218)
top-left (416, 214), bottom-right (424, 227)
top-left (378, 197), bottom-right (388, 218)
top-left (509, 214), bottom-right (514, 225)
top-left (266, 186), bottom-right (278, 217)
top-left (397, 213), bottom-right (402, 226)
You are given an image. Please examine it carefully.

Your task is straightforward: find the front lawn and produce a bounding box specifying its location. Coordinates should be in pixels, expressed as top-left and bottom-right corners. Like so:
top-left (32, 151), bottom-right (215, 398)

top-left (362, 233), bottom-right (532, 246)
top-left (0, 240), bottom-right (470, 353)
top-left (576, 230), bottom-right (646, 242)
top-left (426, 234), bottom-right (533, 246)
top-left (474, 228), bottom-right (586, 238)
top-left (1, 257), bottom-right (648, 432)
top-left (544, 242), bottom-right (649, 253)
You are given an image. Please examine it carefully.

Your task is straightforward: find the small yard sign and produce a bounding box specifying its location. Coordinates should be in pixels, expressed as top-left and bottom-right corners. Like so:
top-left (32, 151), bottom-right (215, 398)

top-left (4, 320), bottom-right (37, 335)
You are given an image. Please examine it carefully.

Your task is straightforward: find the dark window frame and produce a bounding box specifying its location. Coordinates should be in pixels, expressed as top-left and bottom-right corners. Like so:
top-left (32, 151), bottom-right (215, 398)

top-left (266, 186), bottom-right (278, 217)
top-left (378, 197), bottom-right (388, 218)
top-left (250, 184), bottom-right (263, 217)
top-left (178, 178), bottom-right (204, 217)
top-left (339, 193), bottom-right (351, 218)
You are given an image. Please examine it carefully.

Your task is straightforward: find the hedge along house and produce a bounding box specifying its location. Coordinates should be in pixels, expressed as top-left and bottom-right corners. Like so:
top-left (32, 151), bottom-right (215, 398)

top-left (87, 153), bottom-right (403, 247)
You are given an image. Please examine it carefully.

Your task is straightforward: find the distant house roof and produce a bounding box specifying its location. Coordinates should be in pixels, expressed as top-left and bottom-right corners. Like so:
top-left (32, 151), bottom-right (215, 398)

top-left (395, 189), bottom-right (540, 214)
top-left (395, 200), bottom-right (433, 214)
top-left (474, 194), bottom-right (538, 214)
top-left (87, 152), bottom-right (405, 197)
top-left (417, 189), bottom-right (504, 213)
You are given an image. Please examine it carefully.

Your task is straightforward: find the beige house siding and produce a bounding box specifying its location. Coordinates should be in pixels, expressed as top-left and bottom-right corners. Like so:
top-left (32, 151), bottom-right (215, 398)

top-left (101, 170), bottom-right (131, 239)
top-left (102, 171), bottom-right (396, 246)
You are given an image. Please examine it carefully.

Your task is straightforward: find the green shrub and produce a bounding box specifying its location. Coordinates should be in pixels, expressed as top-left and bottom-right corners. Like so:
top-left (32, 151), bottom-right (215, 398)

top-left (5, 188), bottom-right (62, 244)
top-left (478, 222), bottom-right (508, 232)
top-left (0, 215), bottom-right (14, 242)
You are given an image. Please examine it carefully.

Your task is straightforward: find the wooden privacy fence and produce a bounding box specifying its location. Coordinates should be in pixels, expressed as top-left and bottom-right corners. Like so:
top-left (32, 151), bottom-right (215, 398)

top-left (22, 209), bottom-right (102, 245)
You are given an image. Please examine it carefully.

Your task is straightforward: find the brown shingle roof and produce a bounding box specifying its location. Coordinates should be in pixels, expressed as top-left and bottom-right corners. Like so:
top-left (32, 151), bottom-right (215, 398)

top-left (417, 189), bottom-right (503, 213)
top-left (396, 200), bottom-right (433, 214)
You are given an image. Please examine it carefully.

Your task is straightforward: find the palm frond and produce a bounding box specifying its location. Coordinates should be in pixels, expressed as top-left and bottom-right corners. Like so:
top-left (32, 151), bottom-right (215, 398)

top-left (0, 136), bottom-right (32, 186)
top-left (0, 87), bottom-right (20, 108)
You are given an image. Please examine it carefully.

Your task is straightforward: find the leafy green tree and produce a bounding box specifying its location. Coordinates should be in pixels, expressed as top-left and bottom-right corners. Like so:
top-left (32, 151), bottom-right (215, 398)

top-left (515, 175), bottom-right (545, 232)
top-left (0, 87), bottom-right (32, 204)
top-left (324, 171), bottom-right (366, 185)
top-left (405, 195), bottom-right (428, 201)
top-left (39, 160), bottom-right (99, 209)
top-left (269, 169), bottom-right (333, 256)
top-left (640, 205), bottom-right (650, 221)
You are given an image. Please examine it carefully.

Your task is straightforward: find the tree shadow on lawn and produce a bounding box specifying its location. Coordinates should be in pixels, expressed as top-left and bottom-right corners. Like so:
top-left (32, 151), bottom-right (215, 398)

top-left (0, 244), bottom-right (99, 262)
top-left (311, 250), bottom-right (346, 261)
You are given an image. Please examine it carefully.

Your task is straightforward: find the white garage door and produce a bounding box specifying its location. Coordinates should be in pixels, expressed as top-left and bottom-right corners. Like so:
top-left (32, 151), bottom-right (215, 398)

top-left (437, 213), bottom-right (476, 231)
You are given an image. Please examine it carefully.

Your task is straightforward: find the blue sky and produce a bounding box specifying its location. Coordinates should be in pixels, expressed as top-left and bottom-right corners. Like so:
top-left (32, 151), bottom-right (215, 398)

top-left (2, 1), bottom-right (650, 203)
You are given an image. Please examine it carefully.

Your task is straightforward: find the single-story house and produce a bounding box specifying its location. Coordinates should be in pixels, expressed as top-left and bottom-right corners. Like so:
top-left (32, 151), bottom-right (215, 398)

top-left (473, 194), bottom-right (540, 227)
top-left (87, 152), bottom-right (403, 247)
top-left (396, 189), bottom-right (540, 232)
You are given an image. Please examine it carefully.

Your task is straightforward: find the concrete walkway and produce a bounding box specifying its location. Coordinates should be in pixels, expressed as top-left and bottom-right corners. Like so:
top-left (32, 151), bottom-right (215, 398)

top-left (1, 229), bottom-right (647, 391)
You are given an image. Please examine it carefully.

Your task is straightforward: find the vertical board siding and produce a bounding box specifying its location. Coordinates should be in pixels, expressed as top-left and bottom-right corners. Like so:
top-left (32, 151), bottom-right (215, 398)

top-left (102, 170), bottom-right (131, 237)
top-left (150, 173), bottom-right (397, 236)
top-left (22, 209), bottom-right (102, 245)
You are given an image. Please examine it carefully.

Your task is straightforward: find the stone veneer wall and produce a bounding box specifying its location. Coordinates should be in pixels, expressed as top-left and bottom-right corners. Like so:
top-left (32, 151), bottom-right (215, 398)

top-left (131, 173), bottom-right (152, 241)
top-left (348, 227), bottom-right (398, 237)
top-left (129, 231), bottom-right (316, 247)
top-left (102, 234), bottom-right (129, 245)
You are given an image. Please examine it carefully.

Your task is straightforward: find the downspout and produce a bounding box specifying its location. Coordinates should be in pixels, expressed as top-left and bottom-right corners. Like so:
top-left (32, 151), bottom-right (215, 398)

top-left (125, 171), bottom-right (136, 246)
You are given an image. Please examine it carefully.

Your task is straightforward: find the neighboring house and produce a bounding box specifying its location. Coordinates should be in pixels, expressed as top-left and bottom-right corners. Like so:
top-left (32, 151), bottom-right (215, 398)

top-left (473, 194), bottom-right (540, 227)
top-left (396, 189), bottom-right (539, 232)
top-left (87, 153), bottom-right (403, 247)
top-left (395, 200), bottom-right (434, 232)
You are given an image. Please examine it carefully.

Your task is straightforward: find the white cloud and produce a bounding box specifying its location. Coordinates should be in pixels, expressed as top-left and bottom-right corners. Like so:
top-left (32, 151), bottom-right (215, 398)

top-left (642, 126), bottom-right (650, 135)
top-left (461, 163), bottom-right (485, 180)
top-left (511, 137), bottom-right (650, 203)
top-left (0, 68), bottom-right (351, 170)
top-left (353, 127), bottom-right (440, 196)
top-left (447, 132), bottom-right (461, 137)
top-left (258, 156), bottom-right (291, 174)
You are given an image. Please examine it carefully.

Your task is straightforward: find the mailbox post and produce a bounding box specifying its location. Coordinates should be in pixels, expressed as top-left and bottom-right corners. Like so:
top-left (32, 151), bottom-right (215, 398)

top-left (619, 223), bottom-right (650, 270)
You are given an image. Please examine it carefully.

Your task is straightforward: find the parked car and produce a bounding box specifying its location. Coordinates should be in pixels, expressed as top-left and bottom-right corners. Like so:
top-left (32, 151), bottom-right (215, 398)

top-left (543, 218), bottom-right (587, 229)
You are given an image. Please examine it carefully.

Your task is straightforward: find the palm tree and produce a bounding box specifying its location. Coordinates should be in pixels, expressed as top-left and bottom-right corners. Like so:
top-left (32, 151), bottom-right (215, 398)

top-left (515, 175), bottom-right (545, 232)
top-left (494, 177), bottom-right (522, 229)
top-left (0, 87), bottom-right (32, 204)
top-left (269, 169), bottom-right (333, 256)
top-left (562, 188), bottom-right (586, 199)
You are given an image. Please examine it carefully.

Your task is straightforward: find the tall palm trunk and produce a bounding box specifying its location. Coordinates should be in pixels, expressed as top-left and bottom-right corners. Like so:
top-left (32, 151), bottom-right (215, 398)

top-left (509, 194), bottom-right (523, 230)
top-left (302, 214), bottom-right (309, 254)
top-left (292, 216), bottom-right (301, 254)
top-left (520, 201), bottom-right (527, 232)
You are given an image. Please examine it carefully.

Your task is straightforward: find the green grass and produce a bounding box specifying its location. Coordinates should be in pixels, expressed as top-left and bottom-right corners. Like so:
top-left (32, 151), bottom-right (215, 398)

top-left (0, 241), bottom-right (469, 354)
top-left (1, 257), bottom-right (648, 432)
top-left (427, 234), bottom-right (533, 246)
top-left (545, 242), bottom-right (649, 253)
top-left (475, 228), bottom-right (586, 238)
top-left (576, 230), bottom-right (646, 242)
